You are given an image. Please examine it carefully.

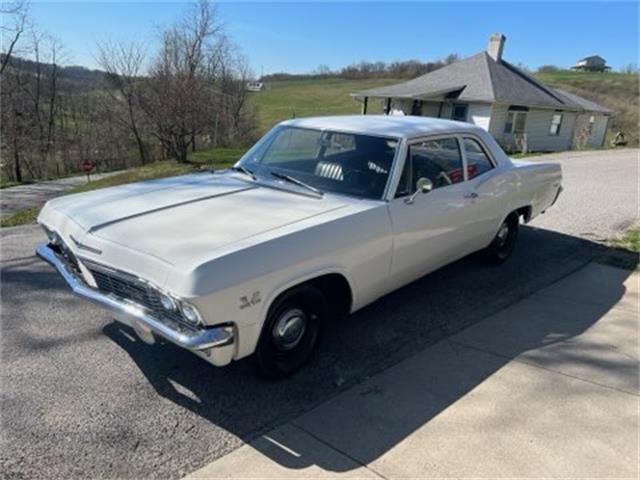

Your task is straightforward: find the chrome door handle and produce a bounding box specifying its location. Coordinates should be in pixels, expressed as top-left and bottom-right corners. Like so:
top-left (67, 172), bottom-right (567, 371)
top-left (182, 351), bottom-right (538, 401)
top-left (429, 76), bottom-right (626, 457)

top-left (464, 192), bottom-right (479, 199)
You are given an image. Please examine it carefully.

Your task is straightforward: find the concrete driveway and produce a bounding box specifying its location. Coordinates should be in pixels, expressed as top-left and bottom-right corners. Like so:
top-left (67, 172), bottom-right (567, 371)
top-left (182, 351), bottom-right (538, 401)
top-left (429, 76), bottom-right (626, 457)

top-left (0, 149), bottom-right (638, 479)
top-left (189, 262), bottom-right (638, 479)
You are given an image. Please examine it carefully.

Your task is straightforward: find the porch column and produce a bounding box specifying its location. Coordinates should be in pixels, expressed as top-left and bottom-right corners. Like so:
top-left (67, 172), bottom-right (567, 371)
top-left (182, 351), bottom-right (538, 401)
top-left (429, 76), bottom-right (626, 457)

top-left (361, 96), bottom-right (368, 115)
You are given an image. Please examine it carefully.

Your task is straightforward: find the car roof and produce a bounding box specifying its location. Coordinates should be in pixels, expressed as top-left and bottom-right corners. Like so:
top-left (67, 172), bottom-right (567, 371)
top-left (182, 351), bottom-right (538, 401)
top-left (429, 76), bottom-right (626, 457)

top-left (279, 115), bottom-right (485, 139)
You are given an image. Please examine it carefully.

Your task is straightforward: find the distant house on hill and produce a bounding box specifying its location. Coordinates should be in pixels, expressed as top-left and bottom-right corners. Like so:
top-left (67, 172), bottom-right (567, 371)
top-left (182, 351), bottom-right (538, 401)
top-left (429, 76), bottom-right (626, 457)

top-left (572, 55), bottom-right (611, 72)
top-left (246, 81), bottom-right (264, 92)
top-left (352, 34), bottom-right (614, 152)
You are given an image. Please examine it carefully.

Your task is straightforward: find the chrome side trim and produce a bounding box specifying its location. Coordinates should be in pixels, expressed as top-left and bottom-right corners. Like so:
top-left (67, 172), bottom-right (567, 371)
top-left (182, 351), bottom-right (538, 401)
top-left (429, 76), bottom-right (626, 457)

top-left (36, 243), bottom-right (233, 351)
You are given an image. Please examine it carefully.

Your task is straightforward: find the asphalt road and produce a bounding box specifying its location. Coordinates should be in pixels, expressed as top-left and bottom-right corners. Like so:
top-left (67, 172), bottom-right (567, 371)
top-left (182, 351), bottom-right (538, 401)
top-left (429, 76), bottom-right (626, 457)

top-left (527, 148), bottom-right (639, 241)
top-left (0, 172), bottom-right (121, 218)
top-left (1, 149), bottom-right (638, 479)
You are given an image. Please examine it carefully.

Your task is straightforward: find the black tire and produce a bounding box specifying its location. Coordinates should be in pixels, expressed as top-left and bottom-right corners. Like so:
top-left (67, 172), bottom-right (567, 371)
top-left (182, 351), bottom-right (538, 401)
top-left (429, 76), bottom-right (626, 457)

top-left (254, 285), bottom-right (326, 379)
top-left (484, 213), bottom-right (519, 264)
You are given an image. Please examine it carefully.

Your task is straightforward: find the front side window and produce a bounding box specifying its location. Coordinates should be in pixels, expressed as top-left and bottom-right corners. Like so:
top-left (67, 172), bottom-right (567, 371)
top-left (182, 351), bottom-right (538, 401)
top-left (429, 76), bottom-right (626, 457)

top-left (463, 138), bottom-right (494, 179)
top-left (396, 138), bottom-right (464, 198)
top-left (239, 126), bottom-right (398, 200)
top-left (451, 104), bottom-right (468, 122)
top-left (549, 113), bottom-right (563, 136)
top-left (504, 111), bottom-right (527, 134)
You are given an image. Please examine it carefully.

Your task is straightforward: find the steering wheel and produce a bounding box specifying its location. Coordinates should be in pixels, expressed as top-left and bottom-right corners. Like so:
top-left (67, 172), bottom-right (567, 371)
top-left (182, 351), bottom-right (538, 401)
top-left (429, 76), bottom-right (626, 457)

top-left (437, 170), bottom-right (453, 185)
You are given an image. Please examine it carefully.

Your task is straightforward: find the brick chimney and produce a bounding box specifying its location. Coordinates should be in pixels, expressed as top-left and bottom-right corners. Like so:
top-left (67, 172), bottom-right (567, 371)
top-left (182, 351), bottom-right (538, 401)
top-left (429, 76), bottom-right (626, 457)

top-left (487, 33), bottom-right (506, 62)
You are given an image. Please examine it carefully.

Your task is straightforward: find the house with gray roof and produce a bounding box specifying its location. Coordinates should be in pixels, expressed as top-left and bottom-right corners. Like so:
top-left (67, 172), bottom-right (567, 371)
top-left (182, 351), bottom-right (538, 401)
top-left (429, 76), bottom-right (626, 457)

top-left (572, 55), bottom-right (610, 72)
top-left (352, 33), bottom-right (614, 152)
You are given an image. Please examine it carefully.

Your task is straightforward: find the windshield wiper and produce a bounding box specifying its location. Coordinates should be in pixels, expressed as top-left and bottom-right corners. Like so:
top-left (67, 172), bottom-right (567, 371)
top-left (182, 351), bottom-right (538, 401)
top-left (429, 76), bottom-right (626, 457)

top-left (230, 165), bottom-right (256, 180)
top-left (270, 171), bottom-right (324, 197)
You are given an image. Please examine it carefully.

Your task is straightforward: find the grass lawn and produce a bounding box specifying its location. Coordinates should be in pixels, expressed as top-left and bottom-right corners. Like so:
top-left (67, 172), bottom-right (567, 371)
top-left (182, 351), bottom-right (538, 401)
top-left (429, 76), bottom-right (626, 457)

top-left (0, 179), bottom-right (24, 189)
top-left (612, 227), bottom-right (640, 253)
top-left (0, 207), bottom-right (41, 228)
top-left (250, 77), bottom-right (402, 133)
top-left (1, 147), bottom-right (246, 228)
top-left (70, 147), bottom-right (246, 194)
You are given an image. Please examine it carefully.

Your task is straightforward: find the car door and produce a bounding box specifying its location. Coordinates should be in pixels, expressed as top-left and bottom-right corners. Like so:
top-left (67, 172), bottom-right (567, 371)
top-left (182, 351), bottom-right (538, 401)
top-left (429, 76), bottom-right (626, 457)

top-left (459, 136), bottom-right (504, 250)
top-left (387, 136), bottom-right (471, 286)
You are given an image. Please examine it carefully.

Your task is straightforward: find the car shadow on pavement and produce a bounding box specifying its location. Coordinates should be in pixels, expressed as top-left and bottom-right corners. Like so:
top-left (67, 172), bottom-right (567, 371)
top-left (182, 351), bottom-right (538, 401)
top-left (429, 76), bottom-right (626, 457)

top-left (102, 226), bottom-right (638, 474)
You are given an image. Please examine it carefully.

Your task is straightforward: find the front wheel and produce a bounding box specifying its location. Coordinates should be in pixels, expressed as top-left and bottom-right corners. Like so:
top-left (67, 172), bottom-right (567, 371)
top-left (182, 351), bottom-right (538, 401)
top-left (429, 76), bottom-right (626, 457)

top-left (253, 285), bottom-right (325, 379)
top-left (483, 213), bottom-right (519, 264)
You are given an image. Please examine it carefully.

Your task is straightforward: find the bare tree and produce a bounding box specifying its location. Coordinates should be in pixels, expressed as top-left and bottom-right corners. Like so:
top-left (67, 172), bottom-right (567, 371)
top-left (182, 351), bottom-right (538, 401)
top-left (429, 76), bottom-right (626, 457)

top-left (97, 41), bottom-right (150, 163)
top-left (20, 28), bottom-right (64, 176)
top-left (0, 0), bottom-right (28, 75)
top-left (1, 0), bottom-right (257, 183)
top-left (1, 21), bottom-right (65, 181)
top-left (143, 0), bottom-right (227, 162)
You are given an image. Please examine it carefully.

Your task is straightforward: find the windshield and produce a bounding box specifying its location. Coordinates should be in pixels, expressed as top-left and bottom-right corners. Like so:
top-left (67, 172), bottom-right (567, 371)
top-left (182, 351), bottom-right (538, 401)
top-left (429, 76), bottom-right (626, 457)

top-left (237, 126), bottom-right (399, 200)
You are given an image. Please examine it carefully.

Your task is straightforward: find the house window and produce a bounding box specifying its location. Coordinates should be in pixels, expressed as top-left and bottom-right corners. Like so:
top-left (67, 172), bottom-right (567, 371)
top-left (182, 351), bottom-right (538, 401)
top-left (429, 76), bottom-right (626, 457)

top-left (549, 113), bottom-right (563, 136)
top-left (504, 111), bottom-right (527, 134)
top-left (451, 104), bottom-right (468, 122)
top-left (411, 100), bottom-right (423, 116)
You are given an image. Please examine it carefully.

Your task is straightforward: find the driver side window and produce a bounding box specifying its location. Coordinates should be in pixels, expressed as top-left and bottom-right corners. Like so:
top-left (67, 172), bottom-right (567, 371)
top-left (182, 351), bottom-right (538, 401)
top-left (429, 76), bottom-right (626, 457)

top-left (395, 138), bottom-right (464, 198)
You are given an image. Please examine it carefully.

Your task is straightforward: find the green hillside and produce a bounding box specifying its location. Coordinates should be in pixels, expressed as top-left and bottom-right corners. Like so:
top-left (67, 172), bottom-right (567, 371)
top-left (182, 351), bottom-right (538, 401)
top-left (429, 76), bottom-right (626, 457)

top-left (250, 72), bottom-right (639, 146)
top-left (250, 78), bottom-right (401, 133)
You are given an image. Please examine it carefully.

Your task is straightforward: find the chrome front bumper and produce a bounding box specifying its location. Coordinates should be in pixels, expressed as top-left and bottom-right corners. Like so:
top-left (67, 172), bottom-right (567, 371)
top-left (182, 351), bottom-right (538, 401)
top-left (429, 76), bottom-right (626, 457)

top-left (36, 243), bottom-right (234, 353)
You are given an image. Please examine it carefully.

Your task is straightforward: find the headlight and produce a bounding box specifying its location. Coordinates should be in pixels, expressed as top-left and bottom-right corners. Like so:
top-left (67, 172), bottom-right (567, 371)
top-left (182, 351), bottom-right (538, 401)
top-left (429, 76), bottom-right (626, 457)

top-left (159, 293), bottom-right (177, 312)
top-left (43, 226), bottom-right (61, 246)
top-left (180, 302), bottom-right (202, 326)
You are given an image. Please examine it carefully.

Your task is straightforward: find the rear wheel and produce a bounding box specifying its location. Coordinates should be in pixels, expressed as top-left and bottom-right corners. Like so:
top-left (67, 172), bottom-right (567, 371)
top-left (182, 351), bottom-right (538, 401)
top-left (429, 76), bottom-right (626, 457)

top-left (484, 213), bottom-right (519, 264)
top-left (254, 285), bottom-right (325, 379)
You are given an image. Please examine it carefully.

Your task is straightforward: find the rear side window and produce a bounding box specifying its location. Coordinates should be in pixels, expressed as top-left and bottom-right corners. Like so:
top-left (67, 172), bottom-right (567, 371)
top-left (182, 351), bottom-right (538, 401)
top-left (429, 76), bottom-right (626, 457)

top-left (396, 138), bottom-right (464, 197)
top-left (463, 138), bottom-right (494, 179)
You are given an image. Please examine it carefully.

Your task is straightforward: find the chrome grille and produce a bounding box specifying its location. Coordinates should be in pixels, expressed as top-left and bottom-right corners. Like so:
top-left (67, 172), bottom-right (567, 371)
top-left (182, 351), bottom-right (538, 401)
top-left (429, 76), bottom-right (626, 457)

top-left (84, 262), bottom-right (194, 331)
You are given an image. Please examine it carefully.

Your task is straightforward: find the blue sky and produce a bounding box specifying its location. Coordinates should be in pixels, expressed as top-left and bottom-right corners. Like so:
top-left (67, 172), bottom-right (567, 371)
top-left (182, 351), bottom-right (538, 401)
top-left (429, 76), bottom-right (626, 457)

top-left (27, 1), bottom-right (639, 74)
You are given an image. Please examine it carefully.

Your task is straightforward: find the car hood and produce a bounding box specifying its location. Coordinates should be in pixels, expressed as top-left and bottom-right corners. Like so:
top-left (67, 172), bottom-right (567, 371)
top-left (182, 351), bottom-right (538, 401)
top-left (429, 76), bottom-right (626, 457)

top-left (41, 172), bottom-right (354, 276)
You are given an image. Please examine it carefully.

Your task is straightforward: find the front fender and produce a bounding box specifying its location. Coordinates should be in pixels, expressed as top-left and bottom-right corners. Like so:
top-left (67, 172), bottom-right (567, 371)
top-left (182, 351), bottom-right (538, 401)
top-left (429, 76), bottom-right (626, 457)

top-left (258, 266), bottom-right (357, 322)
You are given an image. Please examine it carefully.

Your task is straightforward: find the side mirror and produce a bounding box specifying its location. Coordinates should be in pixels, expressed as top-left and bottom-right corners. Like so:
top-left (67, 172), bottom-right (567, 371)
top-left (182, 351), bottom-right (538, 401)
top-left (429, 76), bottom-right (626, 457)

top-left (405, 177), bottom-right (433, 204)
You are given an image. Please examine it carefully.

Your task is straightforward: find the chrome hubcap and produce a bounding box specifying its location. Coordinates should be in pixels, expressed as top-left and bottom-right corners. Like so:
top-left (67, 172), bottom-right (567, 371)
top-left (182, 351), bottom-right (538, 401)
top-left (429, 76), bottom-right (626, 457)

top-left (497, 222), bottom-right (510, 245)
top-left (273, 308), bottom-right (307, 350)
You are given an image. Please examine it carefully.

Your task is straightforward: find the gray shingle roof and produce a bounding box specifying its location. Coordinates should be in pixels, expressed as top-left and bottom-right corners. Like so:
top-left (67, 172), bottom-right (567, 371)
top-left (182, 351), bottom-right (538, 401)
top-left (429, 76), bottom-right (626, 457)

top-left (551, 88), bottom-right (614, 114)
top-left (353, 52), bottom-right (613, 114)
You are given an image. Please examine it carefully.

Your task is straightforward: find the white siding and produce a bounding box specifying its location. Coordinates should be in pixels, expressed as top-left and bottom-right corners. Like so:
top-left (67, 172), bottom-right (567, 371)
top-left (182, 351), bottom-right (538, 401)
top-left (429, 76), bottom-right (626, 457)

top-left (388, 99), bottom-right (442, 117)
top-left (591, 116), bottom-right (609, 146)
top-left (385, 99), bottom-right (491, 130)
top-left (468, 103), bottom-right (492, 130)
top-left (573, 113), bottom-right (609, 148)
top-left (381, 98), bottom-right (609, 152)
top-left (389, 98), bottom-right (412, 114)
top-left (439, 103), bottom-right (452, 119)
top-left (421, 102), bottom-right (441, 117)
top-left (489, 104), bottom-right (509, 138)
top-left (490, 104), bottom-right (577, 152)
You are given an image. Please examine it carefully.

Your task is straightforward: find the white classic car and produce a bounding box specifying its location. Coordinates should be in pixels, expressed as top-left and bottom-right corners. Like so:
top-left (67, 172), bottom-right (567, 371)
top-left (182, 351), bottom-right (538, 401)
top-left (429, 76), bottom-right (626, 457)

top-left (37, 116), bottom-right (562, 378)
